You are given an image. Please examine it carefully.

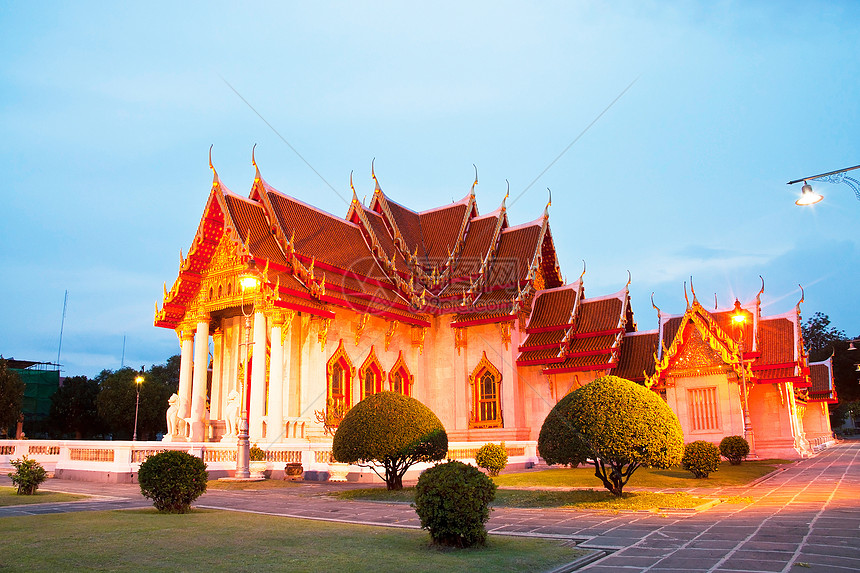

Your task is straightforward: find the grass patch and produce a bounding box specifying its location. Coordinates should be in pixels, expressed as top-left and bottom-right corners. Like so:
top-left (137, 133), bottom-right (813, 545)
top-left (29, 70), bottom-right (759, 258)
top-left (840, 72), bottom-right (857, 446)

top-left (206, 479), bottom-right (304, 491)
top-left (0, 486), bottom-right (87, 506)
top-left (332, 487), bottom-right (712, 511)
top-left (0, 509), bottom-right (586, 572)
top-left (722, 496), bottom-right (754, 504)
top-left (493, 460), bottom-right (790, 489)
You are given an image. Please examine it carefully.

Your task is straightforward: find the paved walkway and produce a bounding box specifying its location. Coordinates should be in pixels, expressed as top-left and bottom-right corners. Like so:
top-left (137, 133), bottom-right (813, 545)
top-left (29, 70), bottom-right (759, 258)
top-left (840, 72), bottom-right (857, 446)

top-left (2, 441), bottom-right (859, 572)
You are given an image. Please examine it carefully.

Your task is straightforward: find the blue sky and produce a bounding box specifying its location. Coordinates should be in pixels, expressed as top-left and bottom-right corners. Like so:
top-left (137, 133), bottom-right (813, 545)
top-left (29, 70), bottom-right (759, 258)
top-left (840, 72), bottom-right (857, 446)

top-left (2, 1), bottom-right (858, 378)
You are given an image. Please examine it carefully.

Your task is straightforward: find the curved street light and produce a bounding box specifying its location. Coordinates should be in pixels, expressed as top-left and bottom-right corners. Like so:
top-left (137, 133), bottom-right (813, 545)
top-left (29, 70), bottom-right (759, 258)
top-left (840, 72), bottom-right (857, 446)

top-left (236, 259), bottom-right (261, 479)
top-left (788, 164), bottom-right (860, 206)
top-left (133, 368), bottom-right (144, 441)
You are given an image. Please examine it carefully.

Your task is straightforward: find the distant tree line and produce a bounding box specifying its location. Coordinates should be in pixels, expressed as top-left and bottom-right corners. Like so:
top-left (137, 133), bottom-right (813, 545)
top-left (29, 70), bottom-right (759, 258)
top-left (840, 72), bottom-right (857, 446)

top-left (0, 355), bottom-right (179, 440)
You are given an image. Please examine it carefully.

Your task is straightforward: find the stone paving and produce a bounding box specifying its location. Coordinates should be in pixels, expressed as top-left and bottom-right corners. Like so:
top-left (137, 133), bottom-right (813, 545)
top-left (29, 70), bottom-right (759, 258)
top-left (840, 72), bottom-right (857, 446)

top-left (2, 441), bottom-right (859, 572)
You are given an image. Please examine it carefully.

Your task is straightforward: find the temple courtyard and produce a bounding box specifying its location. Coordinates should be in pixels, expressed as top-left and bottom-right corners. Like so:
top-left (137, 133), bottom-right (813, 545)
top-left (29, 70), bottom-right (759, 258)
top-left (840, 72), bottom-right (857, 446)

top-left (2, 441), bottom-right (859, 572)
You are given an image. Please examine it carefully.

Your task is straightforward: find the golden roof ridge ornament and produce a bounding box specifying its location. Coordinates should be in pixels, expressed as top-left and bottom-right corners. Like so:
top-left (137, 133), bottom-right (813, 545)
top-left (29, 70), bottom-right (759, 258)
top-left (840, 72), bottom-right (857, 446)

top-left (683, 281), bottom-right (690, 309)
top-left (714, 293), bottom-right (719, 310)
top-left (650, 292), bottom-right (661, 320)
top-left (689, 276), bottom-right (698, 304)
top-left (209, 145), bottom-right (220, 189)
top-left (544, 188), bottom-right (552, 218)
top-left (372, 157), bottom-right (381, 193)
top-left (579, 259), bottom-right (586, 280)
top-left (796, 284), bottom-right (805, 312)
top-left (252, 143), bottom-right (261, 184)
top-left (471, 164), bottom-right (478, 196)
top-left (350, 170), bottom-right (358, 203)
top-left (625, 270), bottom-right (632, 289)
top-left (756, 275), bottom-right (765, 304)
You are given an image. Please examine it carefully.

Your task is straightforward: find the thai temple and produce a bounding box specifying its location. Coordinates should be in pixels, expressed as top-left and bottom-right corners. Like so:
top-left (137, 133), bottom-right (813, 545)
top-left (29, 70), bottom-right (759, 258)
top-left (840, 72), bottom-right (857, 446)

top-left (153, 155), bottom-right (837, 463)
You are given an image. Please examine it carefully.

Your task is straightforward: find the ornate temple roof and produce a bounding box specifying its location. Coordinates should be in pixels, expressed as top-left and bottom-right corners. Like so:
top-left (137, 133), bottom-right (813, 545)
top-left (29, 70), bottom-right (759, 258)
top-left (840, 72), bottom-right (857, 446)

top-left (156, 159), bottom-right (564, 331)
top-left (808, 358), bottom-right (837, 403)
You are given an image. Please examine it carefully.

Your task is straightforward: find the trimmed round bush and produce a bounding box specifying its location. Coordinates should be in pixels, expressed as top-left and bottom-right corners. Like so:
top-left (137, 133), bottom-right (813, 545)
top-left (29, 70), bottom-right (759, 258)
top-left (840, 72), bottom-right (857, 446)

top-left (538, 375), bottom-right (684, 496)
top-left (475, 442), bottom-right (508, 477)
top-left (719, 435), bottom-right (750, 465)
top-left (682, 441), bottom-right (721, 478)
top-left (413, 460), bottom-right (497, 547)
top-left (333, 392), bottom-right (447, 490)
top-left (8, 456), bottom-right (47, 495)
top-left (138, 450), bottom-right (208, 513)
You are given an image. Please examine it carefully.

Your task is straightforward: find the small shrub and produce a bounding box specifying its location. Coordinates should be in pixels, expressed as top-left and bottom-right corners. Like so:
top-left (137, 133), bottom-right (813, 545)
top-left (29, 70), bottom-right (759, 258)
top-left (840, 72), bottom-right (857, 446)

top-left (333, 392), bottom-right (447, 490)
top-left (250, 443), bottom-right (266, 461)
top-left (475, 443), bottom-right (508, 477)
top-left (138, 450), bottom-right (208, 513)
top-left (682, 441), bottom-right (721, 478)
top-left (8, 456), bottom-right (47, 495)
top-left (719, 436), bottom-right (750, 465)
top-left (413, 460), bottom-right (497, 547)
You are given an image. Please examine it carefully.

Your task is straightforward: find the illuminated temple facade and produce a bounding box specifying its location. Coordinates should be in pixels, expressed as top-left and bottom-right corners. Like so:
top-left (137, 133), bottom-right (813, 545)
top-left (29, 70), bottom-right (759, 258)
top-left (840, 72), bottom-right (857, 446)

top-left (154, 161), bottom-right (836, 460)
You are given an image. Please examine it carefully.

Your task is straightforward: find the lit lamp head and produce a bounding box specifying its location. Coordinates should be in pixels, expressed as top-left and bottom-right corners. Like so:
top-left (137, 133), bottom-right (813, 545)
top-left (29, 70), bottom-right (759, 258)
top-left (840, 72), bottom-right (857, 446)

top-left (795, 181), bottom-right (823, 206)
top-left (731, 299), bottom-right (747, 325)
top-left (239, 260), bottom-right (261, 292)
top-left (135, 375), bottom-right (144, 385)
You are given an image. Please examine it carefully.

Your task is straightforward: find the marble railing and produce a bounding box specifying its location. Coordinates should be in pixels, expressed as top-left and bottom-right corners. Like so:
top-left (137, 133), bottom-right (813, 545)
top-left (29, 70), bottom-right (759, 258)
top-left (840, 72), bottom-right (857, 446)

top-left (0, 439), bottom-right (540, 482)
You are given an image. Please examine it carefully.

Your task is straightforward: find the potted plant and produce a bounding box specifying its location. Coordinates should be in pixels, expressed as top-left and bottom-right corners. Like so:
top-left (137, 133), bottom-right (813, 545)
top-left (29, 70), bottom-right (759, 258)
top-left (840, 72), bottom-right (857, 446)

top-left (249, 444), bottom-right (268, 479)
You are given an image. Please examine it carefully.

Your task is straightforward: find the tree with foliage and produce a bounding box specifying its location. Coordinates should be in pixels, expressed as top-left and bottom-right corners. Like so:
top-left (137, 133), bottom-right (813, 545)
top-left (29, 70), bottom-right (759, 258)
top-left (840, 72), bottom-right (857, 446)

top-left (0, 358), bottom-right (25, 438)
top-left (538, 375), bottom-right (684, 496)
top-left (332, 392), bottom-right (448, 490)
top-left (96, 356), bottom-right (179, 440)
top-left (138, 450), bottom-right (208, 513)
top-left (802, 312), bottom-right (846, 359)
top-left (48, 375), bottom-right (105, 439)
top-left (802, 312), bottom-right (860, 404)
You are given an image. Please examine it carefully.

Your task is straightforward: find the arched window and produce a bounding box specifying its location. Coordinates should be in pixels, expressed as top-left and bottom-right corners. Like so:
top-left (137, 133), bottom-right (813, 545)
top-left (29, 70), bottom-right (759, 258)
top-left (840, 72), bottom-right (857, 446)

top-left (469, 351), bottom-right (502, 428)
top-left (326, 340), bottom-right (354, 426)
top-left (359, 346), bottom-right (384, 401)
top-left (389, 350), bottom-right (413, 396)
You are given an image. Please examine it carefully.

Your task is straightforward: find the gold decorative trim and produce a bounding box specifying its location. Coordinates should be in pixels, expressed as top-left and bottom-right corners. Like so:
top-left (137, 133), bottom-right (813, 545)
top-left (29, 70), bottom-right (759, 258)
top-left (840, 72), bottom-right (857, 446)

top-left (468, 351), bottom-right (503, 429)
top-left (354, 313), bottom-right (369, 346)
top-left (411, 326), bottom-right (426, 355)
top-left (384, 320), bottom-right (398, 351)
top-left (455, 327), bottom-right (467, 356)
top-left (500, 322), bottom-right (512, 351)
top-left (318, 318), bottom-right (331, 352)
top-left (358, 346), bottom-right (385, 400)
top-left (389, 350), bottom-right (414, 395)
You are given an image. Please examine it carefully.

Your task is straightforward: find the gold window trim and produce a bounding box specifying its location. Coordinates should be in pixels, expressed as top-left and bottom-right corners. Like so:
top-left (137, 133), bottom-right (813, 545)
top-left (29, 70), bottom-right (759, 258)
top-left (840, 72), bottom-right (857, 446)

top-left (358, 345), bottom-right (385, 401)
top-left (389, 350), bottom-right (414, 396)
top-left (469, 351), bottom-right (503, 429)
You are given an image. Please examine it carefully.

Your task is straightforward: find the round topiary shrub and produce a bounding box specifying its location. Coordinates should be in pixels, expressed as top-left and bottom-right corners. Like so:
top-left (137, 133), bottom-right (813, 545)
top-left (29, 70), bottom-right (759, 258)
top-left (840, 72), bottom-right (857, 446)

top-left (413, 460), bottom-right (497, 547)
top-left (719, 435), bottom-right (750, 465)
top-left (138, 450), bottom-right (208, 513)
top-left (475, 442), bottom-right (508, 477)
top-left (8, 456), bottom-right (47, 495)
top-left (332, 392), bottom-right (447, 490)
top-left (682, 441), bottom-right (721, 478)
top-left (538, 375), bottom-right (684, 496)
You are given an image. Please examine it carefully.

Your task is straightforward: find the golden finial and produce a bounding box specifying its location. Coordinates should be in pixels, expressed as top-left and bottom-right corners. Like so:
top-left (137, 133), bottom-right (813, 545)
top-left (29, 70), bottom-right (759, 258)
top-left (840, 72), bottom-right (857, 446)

top-left (372, 157), bottom-right (381, 192)
top-left (714, 293), bottom-right (718, 310)
top-left (756, 275), bottom-right (765, 301)
top-left (683, 281), bottom-right (690, 308)
top-left (579, 260), bottom-right (586, 280)
top-left (209, 145), bottom-right (220, 188)
top-left (626, 270), bottom-right (631, 288)
top-left (252, 143), bottom-right (262, 184)
top-left (651, 292), bottom-right (661, 318)
top-left (470, 164), bottom-right (478, 196)
top-left (796, 284), bottom-right (805, 309)
top-left (350, 170), bottom-right (358, 203)
top-left (689, 276), bottom-right (697, 302)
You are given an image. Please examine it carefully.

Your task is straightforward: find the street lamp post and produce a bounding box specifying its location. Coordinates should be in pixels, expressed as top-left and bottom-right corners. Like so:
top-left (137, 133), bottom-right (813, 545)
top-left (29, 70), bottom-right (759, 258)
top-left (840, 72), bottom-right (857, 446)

top-left (731, 300), bottom-right (756, 456)
top-left (236, 260), bottom-right (260, 479)
top-left (133, 368), bottom-right (144, 441)
top-left (788, 164), bottom-right (860, 206)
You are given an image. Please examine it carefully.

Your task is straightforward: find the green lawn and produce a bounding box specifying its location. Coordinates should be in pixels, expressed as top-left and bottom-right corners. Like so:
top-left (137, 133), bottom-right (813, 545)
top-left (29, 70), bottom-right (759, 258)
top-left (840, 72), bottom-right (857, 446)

top-left (206, 479), bottom-right (304, 491)
top-left (0, 486), bottom-right (87, 506)
top-left (492, 460), bottom-right (790, 489)
top-left (336, 487), bottom-right (713, 511)
top-left (0, 509), bottom-right (587, 573)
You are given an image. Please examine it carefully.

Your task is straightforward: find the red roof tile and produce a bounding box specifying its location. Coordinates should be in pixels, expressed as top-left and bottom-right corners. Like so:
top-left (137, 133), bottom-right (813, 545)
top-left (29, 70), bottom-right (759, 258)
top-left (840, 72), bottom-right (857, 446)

top-left (575, 298), bottom-right (623, 334)
top-left (517, 347), bottom-right (565, 364)
top-left (544, 353), bottom-right (615, 373)
top-left (568, 334), bottom-right (616, 356)
top-left (614, 331), bottom-right (659, 381)
top-left (756, 318), bottom-right (795, 365)
top-left (224, 193), bottom-right (286, 264)
top-left (420, 203), bottom-right (468, 264)
top-left (487, 223), bottom-right (542, 286)
top-left (527, 286), bottom-right (577, 331)
top-left (520, 330), bottom-right (566, 349)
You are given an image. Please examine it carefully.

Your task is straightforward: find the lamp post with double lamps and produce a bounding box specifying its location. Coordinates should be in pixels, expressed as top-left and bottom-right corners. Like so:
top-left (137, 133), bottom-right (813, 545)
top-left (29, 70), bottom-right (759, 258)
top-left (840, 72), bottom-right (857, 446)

top-left (731, 300), bottom-right (756, 456)
top-left (133, 367), bottom-right (144, 441)
top-left (236, 260), bottom-right (261, 479)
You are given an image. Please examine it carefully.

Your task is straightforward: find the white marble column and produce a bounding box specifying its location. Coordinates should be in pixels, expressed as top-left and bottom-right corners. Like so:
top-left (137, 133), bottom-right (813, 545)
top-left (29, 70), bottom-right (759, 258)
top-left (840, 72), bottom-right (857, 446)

top-left (249, 310), bottom-right (267, 441)
top-left (177, 328), bottom-right (194, 421)
top-left (267, 313), bottom-right (285, 442)
top-left (189, 315), bottom-right (210, 442)
top-left (501, 341), bottom-right (517, 430)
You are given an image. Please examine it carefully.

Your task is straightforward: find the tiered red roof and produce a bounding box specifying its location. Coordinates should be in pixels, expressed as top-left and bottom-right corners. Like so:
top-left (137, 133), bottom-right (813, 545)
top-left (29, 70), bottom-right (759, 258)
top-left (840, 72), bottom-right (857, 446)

top-left (515, 282), bottom-right (632, 373)
top-left (157, 164), bottom-right (564, 330)
top-left (808, 358), bottom-right (837, 403)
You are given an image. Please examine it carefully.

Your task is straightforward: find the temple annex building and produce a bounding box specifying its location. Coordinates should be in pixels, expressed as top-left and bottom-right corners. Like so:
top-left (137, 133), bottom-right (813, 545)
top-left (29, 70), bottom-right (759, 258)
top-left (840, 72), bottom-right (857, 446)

top-left (154, 158), bottom-right (836, 468)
